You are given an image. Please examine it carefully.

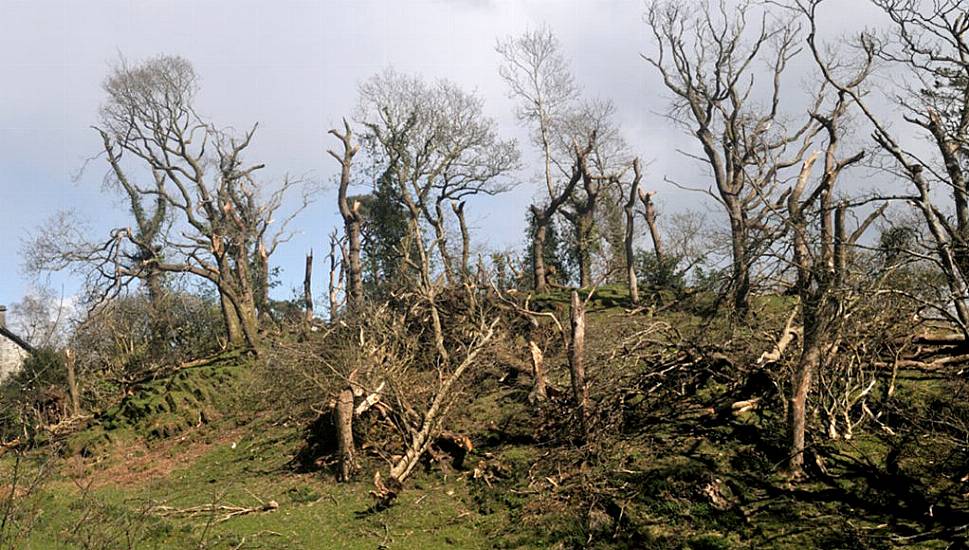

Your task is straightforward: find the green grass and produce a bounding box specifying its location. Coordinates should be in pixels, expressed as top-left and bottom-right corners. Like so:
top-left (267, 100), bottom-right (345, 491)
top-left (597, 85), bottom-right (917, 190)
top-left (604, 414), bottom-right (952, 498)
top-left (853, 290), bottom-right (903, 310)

top-left (3, 292), bottom-right (967, 548)
top-left (5, 417), bottom-right (507, 549)
top-left (0, 360), bottom-right (506, 548)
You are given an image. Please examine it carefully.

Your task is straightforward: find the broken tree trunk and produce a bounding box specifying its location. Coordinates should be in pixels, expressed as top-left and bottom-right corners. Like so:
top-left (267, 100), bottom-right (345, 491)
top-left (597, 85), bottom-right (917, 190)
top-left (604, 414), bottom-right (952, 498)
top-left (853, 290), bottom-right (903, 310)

top-left (530, 136), bottom-right (596, 293)
top-left (528, 339), bottom-right (548, 403)
top-left (531, 216), bottom-right (550, 293)
top-left (639, 189), bottom-right (663, 264)
top-left (378, 319), bottom-right (498, 503)
top-left (304, 250), bottom-right (314, 323)
top-left (65, 349), bottom-right (80, 417)
top-left (569, 290), bottom-right (589, 436)
top-left (624, 159), bottom-right (643, 305)
top-left (789, 324), bottom-right (820, 477)
top-left (328, 232), bottom-right (343, 322)
top-left (334, 387), bottom-right (356, 481)
top-left (451, 200), bottom-right (471, 283)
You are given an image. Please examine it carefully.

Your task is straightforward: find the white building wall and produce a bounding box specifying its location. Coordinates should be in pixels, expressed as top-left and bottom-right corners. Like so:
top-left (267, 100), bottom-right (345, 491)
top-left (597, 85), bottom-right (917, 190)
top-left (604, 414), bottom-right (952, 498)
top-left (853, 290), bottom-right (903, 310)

top-left (0, 336), bottom-right (28, 382)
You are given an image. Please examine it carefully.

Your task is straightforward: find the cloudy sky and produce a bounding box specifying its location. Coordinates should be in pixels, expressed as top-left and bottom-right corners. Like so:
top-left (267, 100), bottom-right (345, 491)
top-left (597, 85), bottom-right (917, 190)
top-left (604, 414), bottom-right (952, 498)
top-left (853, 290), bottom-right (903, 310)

top-left (0, 0), bottom-right (887, 307)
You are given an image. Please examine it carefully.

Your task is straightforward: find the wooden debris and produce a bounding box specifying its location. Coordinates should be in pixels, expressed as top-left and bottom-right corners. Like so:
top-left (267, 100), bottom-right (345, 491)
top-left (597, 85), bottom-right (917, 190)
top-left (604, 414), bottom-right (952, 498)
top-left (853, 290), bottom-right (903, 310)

top-left (757, 307), bottom-right (801, 366)
top-left (148, 500), bottom-right (279, 523)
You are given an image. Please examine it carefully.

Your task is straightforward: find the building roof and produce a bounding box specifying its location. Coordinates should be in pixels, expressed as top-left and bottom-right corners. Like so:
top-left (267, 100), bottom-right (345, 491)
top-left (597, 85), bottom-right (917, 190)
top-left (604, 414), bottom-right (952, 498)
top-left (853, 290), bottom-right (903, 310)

top-left (0, 325), bottom-right (33, 353)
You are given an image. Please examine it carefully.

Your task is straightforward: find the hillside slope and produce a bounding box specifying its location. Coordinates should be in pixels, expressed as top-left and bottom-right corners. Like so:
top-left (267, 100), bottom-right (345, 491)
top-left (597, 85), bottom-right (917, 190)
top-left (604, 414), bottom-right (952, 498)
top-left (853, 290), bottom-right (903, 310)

top-left (1, 293), bottom-right (967, 549)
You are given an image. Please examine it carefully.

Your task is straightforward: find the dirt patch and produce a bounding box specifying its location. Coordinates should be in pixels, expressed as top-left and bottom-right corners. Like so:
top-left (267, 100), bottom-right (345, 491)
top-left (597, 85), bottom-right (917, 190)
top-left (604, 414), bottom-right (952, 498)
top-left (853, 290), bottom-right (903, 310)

top-left (0, 483), bottom-right (34, 500)
top-left (83, 427), bottom-right (245, 489)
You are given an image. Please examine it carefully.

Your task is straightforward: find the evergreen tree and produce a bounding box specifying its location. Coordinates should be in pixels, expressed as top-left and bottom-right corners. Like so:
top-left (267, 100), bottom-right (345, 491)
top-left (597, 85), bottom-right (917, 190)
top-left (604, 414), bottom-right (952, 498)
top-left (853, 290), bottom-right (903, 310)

top-left (360, 167), bottom-right (411, 295)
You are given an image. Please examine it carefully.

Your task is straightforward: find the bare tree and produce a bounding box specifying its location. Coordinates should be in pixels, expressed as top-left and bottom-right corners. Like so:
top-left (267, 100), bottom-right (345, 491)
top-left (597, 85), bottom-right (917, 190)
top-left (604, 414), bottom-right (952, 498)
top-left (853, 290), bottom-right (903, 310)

top-left (95, 129), bottom-right (169, 308)
top-left (645, 0), bottom-right (815, 316)
top-left (357, 69), bottom-right (519, 289)
top-left (623, 160), bottom-right (644, 303)
top-left (64, 55), bottom-right (312, 349)
top-left (784, 88), bottom-right (885, 476)
top-left (559, 100), bottom-right (632, 287)
top-left (562, 149), bottom-right (606, 288)
top-left (7, 287), bottom-right (71, 349)
top-left (497, 27), bottom-right (579, 292)
top-left (802, 0), bottom-right (969, 336)
top-left (328, 120), bottom-right (364, 311)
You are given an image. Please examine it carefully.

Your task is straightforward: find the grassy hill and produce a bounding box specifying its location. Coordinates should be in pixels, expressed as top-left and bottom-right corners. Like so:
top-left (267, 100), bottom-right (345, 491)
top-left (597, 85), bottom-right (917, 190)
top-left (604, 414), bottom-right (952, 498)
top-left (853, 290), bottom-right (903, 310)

top-left (1, 290), bottom-right (966, 549)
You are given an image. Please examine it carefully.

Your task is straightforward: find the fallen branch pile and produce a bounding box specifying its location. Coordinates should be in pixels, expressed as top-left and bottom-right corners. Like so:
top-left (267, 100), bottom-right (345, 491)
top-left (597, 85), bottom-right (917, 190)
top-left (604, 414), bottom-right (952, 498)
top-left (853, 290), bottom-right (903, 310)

top-left (147, 500), bottom-right (279, 523)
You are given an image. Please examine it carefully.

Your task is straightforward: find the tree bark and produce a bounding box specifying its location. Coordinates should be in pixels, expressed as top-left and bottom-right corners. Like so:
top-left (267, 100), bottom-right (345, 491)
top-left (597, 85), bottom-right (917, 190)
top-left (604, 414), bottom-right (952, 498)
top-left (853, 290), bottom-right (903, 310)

top-left (334, 387), bottom-right (356, 481)
top-left (328, 233), bottom-right (343, 321)
top-left (303, 251), bottom-right (314, 322)
top-left (329, 120), bottom-right (364, 312)
top-left (212, 235), bottom-right (259, 348)
top-left (527, 339), bottom-right (548, 402)
top-left (343, 210), bottom-right (363, 311)
top-left (64, 349), bottom-right (80, 417)
top-left (532, 210), bottom-right (549, 293)
top-left (569, 290), bottom-right (589, 436)
top-left (789, 322), bottom-right (820, 476)
top-left (834, 202), bottom-right (849, 289)
top-left (727, 199), bottom-right (751, 316)
top-left (451, 201), bottom-right (471, 283)
top-left (639, 190), bottom-right (663, 264)
top-left (145, 268), bottom-right (165, 310)
top-left (624, 160), bottom-right (643, 304)
top-left (236, 299), bottom-right (260, 350)
top-left (231, 246), bottom-right (261, 348)
top-left (576, 213), bottom-right (594, 288)
top-left (219, 290), bottom-right (244, 347)
top-left (254, 239), bottom-right (271, 323)
top-left (431, 202), bottom-right (455, 286)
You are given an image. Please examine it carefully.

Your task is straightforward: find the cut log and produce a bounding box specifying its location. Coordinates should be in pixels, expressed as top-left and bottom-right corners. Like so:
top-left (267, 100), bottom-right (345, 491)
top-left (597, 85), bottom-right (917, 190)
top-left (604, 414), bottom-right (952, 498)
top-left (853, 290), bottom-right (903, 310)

top-left (731, 398), bottom-right (760, 415)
